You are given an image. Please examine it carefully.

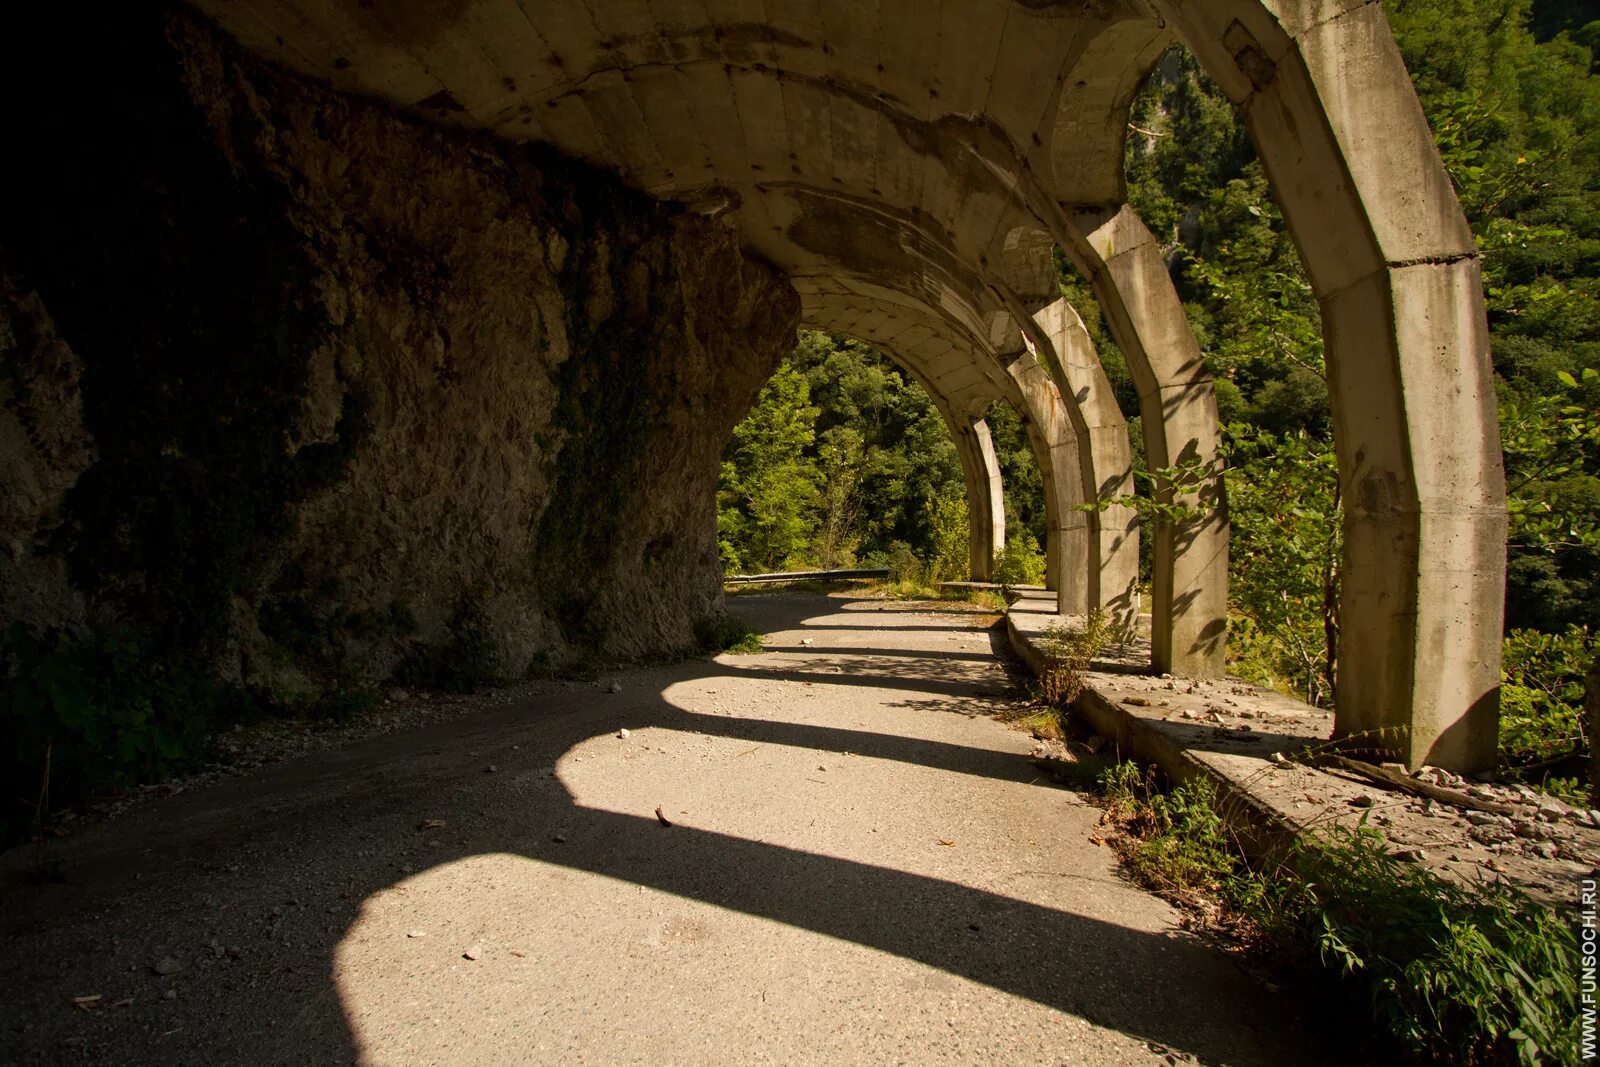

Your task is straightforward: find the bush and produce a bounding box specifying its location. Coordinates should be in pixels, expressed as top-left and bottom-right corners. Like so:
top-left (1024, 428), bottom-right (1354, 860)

top-left (1267, 828), bottom-right (1580, 1066)
top-left (993, 530), bottom-right (1047, 587)
top-left (1499, 625), bottom-right (1594, 780)
top-left (695, 613), bottom-right (764, 655)
top-left (2, 623), bottom-right (221, 846)
top-left (1094, 759), bottom-right (1582, 1066)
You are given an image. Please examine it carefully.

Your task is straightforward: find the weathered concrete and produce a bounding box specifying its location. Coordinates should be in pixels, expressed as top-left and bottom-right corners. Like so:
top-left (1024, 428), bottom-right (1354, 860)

top-left (1004, 348), bottom-right (1091, 613)
top-left (1154, 0), bottom-right (1507, 768)
top-left (1060, 208), bottom-right (1230, 677)
top-left (952, 413), bottom-right (1007, 582)
top-left (1030, 298), bottom-right (1141, 628)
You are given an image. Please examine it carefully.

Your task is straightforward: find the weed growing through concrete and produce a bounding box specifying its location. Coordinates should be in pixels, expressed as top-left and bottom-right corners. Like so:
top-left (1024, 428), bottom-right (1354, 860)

top-left (1038, 610), bottom-right (1110, 707)
top-left (1092, 761), bottom-right (1581, 1066)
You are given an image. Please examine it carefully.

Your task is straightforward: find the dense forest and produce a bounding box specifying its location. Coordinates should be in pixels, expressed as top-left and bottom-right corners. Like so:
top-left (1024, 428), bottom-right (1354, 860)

top-left (716, 0), bottom-right (1599, 793)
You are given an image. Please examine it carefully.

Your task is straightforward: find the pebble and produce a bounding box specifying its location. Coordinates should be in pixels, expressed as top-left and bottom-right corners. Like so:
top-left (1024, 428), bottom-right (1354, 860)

top-left (463, 947), bottom-right (482, 961)
top-left (617, 729), bottom-right (630, 740)
top-left (151, 957), bottom-right (183, 976)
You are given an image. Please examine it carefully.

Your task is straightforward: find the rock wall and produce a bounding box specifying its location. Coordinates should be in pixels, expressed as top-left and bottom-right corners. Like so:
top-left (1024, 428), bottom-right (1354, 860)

top-left (0, 7), bottom-right (799, 701)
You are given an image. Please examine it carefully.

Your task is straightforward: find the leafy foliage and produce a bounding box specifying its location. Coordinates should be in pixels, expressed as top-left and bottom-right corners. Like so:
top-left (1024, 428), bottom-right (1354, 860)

top-left (1222, 427), bottom-right (1342, 707)
top-left (1268, 828), bottom-right (1580, 1066)
top-left (1498, 624), bottom-right (1596, 770)
top-left (694, 613), bottom-right (765, 656)
top-left (1097, 761), bottom-right (1582, 1065)
top-left (717, 331), bottom-right (1049, 581)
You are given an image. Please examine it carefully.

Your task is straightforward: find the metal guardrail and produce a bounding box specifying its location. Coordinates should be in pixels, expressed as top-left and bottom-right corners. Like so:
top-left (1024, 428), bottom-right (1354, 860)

top-left (723, 567), bottom-right (890, 585)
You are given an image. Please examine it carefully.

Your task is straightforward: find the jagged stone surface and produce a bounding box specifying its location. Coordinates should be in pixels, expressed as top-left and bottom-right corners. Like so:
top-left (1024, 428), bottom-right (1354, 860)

top-left (0, 9), bottom-right (799, 695)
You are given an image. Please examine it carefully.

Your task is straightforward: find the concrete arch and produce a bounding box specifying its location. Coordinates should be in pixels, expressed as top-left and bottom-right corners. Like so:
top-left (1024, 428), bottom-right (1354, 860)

top-left (1003, 349), bottom-right (1090, 612)
top-left (1051, 19), bottom-right (1175, 205)
top-left (1151, 0), bottom-right (1505, 769)
top-left (1039, 208), bottom-right (1229, 678)
top-left (1028, 298), bottom-right (1142, 629)
top-left (193, 0), bottom-right (1506, 767)
top-left (794, 298), bottom-right (1012, 585)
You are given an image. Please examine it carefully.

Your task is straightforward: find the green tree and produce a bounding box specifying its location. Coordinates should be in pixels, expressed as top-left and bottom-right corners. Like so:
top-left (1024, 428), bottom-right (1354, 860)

top-left (717, 363), bottom-right (821, 572)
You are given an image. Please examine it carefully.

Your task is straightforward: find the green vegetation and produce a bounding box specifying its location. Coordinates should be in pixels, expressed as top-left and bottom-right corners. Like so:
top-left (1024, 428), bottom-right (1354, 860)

top-left (694, 613), bottom-right (765, 655)
top-left (1037, 611), bottom-right (1112, 708)
top-left (1096, 761), bottom-right (1581, 1065)
top-left (1101, 0), bottom-right (1600, 787)
top-left (716, 331), bottom-right (1049, 583)
top-left (721, 0), bottom-right (1598, 791)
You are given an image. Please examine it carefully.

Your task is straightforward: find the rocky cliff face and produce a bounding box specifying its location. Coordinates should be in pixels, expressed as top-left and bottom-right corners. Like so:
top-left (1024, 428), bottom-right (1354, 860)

top-left (0, 7), bottom-right (798, 707)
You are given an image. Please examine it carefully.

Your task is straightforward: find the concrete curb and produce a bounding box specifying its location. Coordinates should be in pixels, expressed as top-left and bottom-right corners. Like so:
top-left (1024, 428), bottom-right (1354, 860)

top-left (1003, 591), bottom-right (1595, 904)
top-left (1005, 599), bottom-right (1316, 858)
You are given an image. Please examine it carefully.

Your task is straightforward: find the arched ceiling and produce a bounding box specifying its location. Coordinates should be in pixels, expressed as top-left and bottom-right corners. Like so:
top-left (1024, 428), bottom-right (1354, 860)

top-left (196, 0), bottom-right (1170, 408)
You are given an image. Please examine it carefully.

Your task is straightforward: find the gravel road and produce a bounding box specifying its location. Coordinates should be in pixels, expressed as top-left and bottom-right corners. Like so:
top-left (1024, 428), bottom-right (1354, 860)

top-left (1, 594), bottom-right (1356, 1065)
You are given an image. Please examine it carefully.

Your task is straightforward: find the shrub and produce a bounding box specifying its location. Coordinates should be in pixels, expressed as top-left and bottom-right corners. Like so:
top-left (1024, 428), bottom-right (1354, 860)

top-left (1499, 625), bottom-right (1594, 781)
top-left (695, 613), bottom-right (764, 655)
top-left (1094, 759), bottom-right (1582, 1066)
top-left (993, 530), bottom-right (1047, 588)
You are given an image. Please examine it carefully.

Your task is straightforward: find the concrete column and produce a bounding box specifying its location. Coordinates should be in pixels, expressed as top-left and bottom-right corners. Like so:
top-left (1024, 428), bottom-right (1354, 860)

top-left (1160, 0), bottom-right (1506, 770)
top-left (1029, 299), bottom-right (1141, 629)
top-left (940, 409), bottom-right (1005, 582)
top-left (1059, 206), bottom-right (1228, 678)
top-left (1004, 350), bottom-right (1089, 615)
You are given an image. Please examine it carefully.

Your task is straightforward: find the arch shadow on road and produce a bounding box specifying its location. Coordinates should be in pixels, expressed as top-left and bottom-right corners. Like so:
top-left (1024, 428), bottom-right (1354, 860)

top-left (0, 595), bottom-right (1354, 1065)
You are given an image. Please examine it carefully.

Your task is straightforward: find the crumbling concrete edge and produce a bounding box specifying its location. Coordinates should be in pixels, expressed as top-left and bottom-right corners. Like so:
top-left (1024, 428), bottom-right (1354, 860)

top-left (1005, 610), bottom-right (1302, 861)
top-left (1004, 590), bottom-right (1594, 910)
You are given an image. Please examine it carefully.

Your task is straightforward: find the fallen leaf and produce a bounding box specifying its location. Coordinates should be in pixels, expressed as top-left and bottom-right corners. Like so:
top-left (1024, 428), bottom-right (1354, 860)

top-left (71, 995), bottom-right (102, 1009)
top-left (1089, 835), bottom-right (1106, 846)
top-left (655, 805), bottom-right (674, 827)
top-left (418, 819), bottom-right (447, 831)
top-left (937, 839), bottom-right (955, 847)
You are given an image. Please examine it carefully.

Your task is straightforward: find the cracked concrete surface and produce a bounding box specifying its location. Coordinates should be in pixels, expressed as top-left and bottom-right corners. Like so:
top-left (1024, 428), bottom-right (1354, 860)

top-left (2, 594), bottom-right (1356, 1065)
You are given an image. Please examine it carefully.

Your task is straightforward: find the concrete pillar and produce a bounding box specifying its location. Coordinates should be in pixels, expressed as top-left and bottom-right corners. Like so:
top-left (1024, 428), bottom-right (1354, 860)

top-left (940, 409), bottom-right (1005, 582)
top-left (1004, 350), bottom-right (1090, 614)
top-left (1059, 206), bottom-right (1228, 678)
top-left (1028, 299), bottom-right (1141, 629)
top-left (1160, 0), bottom-right (1506, 770)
